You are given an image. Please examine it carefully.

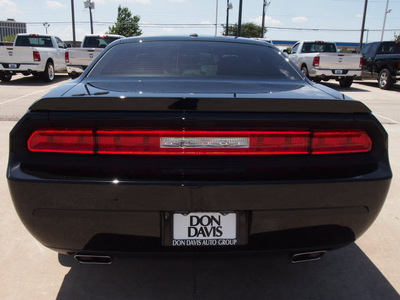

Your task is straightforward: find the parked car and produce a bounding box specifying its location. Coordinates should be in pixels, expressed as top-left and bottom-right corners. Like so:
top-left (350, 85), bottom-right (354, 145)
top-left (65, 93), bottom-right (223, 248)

top-left (67, 34), bottom-right (124, 78)
top-left (359, 41), bottom-right (400, 89)
top-left (7, 36), bottom-right (391, 264)
top-left (0, 34), bottom-right (68, 82)
top-left (287, 40), bottom-right (363, 88)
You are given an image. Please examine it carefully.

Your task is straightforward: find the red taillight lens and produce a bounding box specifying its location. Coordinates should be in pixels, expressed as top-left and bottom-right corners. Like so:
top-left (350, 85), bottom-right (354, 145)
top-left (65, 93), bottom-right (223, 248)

top-left (97, 130), bottom-right (310, 155)
top-left (312, 56), bottom-right (320, 67)
top-left (28, 130), bottom-right (94, 153)
top-left (65, 52), bottom-right (69, 63)
top-left (27, 129), bottom-right (372, 155)
top-left (33, 51), bottom-right (41, 62)
top-left (360, 57), bottom-right (363, 68)
top-left (312, 130), bottom-right (372, 154)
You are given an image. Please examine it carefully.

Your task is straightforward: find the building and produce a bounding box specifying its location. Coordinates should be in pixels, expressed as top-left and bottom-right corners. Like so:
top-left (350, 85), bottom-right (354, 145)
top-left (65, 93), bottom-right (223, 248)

top-left (0, 19), bottom-right (27, 42)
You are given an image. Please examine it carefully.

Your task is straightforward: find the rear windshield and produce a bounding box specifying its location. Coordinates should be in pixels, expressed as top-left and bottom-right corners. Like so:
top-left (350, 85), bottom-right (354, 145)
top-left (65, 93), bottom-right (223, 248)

top-left (83, 36), bottom-right (122, 48)
top-left (378, 42), bottom-right (400, 54)
top-left (88, 40), bottom-right (301, 80)
top-left (301, 42), bottom-right (337, 53)
top-left (15, 36), bottom-right (53, 47)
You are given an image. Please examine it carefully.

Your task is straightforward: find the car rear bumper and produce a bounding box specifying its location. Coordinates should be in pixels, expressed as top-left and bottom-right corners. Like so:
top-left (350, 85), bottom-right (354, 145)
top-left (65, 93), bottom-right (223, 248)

top-left (309, 68), bottom-right (362, 78)
top-left (7, 158), bottom-right (391, 254)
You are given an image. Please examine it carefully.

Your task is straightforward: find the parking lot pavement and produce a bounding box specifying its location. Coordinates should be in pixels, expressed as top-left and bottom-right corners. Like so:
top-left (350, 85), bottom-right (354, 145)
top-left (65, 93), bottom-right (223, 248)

top-left (0, 77), bottom-right (399, 299)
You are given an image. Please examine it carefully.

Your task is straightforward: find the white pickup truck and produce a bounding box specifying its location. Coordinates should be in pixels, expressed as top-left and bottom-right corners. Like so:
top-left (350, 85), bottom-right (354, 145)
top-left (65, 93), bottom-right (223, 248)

top-left (0, 34), bottom-right (68, 82)
top-left (67, 34), bottom-right (123, 78)
top-left (286, 41), bottom-right (363, 88)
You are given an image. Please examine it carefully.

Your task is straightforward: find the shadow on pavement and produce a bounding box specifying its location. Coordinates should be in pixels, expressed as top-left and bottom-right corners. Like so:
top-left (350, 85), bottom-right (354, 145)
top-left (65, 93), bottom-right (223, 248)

top-left (354, 81), bottom-right (400, 92)
top-left (56, 243), bottom-right (399, 300)
top-left (0, 74), bottom-right (70, 87)
top-left (320, 82), bottom-right (370, 93)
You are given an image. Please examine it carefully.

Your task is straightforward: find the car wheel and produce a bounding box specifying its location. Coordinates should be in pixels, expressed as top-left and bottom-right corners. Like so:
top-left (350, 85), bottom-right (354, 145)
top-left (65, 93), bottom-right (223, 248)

top-left (301, 65), bottom-right (309, 78)
top-left (378, 69), bottom-right (393, 90)
top-left (339, 77), bottom-right (353, 88)
top-left (42, 61), bottom-right (55, 82)
top-left (0, 73), bottom-right (12, 82)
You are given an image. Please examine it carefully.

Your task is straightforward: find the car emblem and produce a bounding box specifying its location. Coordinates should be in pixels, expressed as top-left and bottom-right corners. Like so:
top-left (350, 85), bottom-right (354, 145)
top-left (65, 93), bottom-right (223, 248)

top-left (8, 51), bottom-right (13, 56)
top-left (338, 57), bottom-right (342, 63)
top-left (89, 53), bottom-right (93, 58)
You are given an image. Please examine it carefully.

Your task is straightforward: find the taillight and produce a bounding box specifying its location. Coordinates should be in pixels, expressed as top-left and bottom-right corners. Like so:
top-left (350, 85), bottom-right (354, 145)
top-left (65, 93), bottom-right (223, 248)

top-left (28, 130), bottom-right (94, 153)
top-left (312, 130), bottom-right (372, 154)
top-left (360, 57), bottom-right (363, 68)
top-left (312, 56), bottom-right (320, 67)
top-left (33, 51), bottom-right (41, 62)
top-left (27, 129), bottom-right (372, 155)
top-left (65, 52), bottom-right (69, 63)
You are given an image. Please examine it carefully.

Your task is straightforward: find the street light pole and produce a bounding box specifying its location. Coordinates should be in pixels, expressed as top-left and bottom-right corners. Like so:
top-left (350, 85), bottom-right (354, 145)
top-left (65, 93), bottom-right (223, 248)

top-left (381, 0), bottom-right (391, 41)
top-left (225, 1), bottom-right (232, 36)
top-left (71, 0), bottom-right (76, 46)
top-left (237, 0), bottom-right (243, 37)
top-left (359, 0), bottom-right (368, 50)
top-left (43, 22), bottom-right (50, 34)
top-left (84, 0), bottom-right (95, 35)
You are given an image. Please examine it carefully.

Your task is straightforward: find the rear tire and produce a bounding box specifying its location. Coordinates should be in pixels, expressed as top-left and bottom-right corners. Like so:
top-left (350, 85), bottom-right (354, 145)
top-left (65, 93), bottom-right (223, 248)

top-left (339, 77), bottom-right (353, 88)
top-left (0, 73), bottom-right (12, 82)
top-left (378, 69), bottom-right (393, 90)
top-left (42, 61), bottom-right (55, 82)
top-left (301, 65), bottom-right (309, 78)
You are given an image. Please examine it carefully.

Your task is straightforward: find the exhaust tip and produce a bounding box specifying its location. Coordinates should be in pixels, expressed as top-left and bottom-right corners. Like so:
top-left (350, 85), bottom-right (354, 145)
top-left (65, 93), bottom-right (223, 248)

top-left (291, 250), bottom-right (326, 263)
top-left (74, 254), bottom-right (112, 265)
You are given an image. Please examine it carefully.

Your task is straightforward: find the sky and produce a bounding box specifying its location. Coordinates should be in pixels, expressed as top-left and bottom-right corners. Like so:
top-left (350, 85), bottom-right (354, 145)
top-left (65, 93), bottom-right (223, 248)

top-left (1, 0), bottom-right (400, 44)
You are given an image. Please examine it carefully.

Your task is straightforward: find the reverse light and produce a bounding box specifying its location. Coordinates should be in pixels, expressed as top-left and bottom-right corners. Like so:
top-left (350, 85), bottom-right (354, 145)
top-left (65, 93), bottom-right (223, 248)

top-left (33, 51), bottom-right (41, 62)
top-left (27, 129), bottom-right (372, 156)
top-left (65, 51), bottom-right (69, 63)
top-left (312, 56), bottom-right (320, 67)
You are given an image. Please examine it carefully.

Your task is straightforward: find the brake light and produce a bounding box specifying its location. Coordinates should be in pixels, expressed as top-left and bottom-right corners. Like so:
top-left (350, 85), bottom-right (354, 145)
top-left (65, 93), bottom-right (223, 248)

top-left (315, 41), bottom-right (324, 43)
top-left (312, 130), bottom-right (372, 154)
top-left (313, 56), bottom-right (320, 67)
top-left (65, 51), bottom-right (69, 63)
top-left (28, 130), bottom-right (94, 153)
top-left (360, 57), bottom-right (363, 68)
top-left (33, 51), bottom-right (41, 62)
top-left (27, 129), bottom-right (372, 155)
top-left (29, 34), bottom-right (39, 37)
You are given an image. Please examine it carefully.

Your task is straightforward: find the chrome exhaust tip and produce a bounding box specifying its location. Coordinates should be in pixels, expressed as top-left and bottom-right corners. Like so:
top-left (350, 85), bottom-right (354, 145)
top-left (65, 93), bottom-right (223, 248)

top-left (291, 250), bottom-right (326, 263)
top-left (74, 254), bottom-right (112, 265)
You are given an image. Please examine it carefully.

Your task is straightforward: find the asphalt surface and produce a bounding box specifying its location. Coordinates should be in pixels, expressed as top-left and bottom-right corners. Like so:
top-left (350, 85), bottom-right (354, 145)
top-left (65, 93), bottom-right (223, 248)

top-left (0, 74), bottom-right (399, 299)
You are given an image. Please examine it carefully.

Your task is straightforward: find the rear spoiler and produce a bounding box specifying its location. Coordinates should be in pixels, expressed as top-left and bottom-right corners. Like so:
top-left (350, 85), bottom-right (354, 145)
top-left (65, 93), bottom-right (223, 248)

top-left (30, 96), bottom-right (371, 114)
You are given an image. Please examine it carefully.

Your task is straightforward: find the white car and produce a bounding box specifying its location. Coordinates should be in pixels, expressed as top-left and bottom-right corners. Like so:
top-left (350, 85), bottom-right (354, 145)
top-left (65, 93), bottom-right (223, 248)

top-left (0, 34), bottom-right (68, 82)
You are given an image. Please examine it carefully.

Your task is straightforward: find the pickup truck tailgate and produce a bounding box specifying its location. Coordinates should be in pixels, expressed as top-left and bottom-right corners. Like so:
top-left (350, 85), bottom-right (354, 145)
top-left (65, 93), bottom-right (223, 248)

top-left (0, 46), bottom-right (36, 65)
top-left (318, 53), bottom-right (361, 70)
top-left (68, 48), bottom-right (102, 66)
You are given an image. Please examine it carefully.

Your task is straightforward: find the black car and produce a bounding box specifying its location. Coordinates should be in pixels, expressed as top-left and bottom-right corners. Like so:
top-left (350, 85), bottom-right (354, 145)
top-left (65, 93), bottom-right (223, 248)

top-left (7, 36), bottom-right (391, 264)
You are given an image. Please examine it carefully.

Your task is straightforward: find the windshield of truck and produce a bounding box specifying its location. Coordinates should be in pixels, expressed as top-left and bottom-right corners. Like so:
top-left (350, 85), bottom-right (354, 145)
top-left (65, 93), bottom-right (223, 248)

top-left (378, 42), bottom-right (400, 54)
top-left (15, 36), bottom-right (53, 47)
top-left (83, 36), bottom-right (122, 48)
top-left (88, 40), bottom-right (302, 80)
top-left (301, 42), bottom-right (337, 53)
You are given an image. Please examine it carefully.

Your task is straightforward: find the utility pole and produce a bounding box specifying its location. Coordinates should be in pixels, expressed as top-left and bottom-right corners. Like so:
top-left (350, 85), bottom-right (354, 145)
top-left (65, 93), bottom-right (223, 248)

top-left (225, 1), bottom-right (232, 36)
top-left (84, 0), bottom-right (95, 34)
top-left (237, 0), bottom-right (243, 37)
top-left (381, 0), bottom-right (391, 41)
top-left (261, 1), bottom-right (271, 38)
top-left (71, 0), bottom-right (76, 46)
top-left (359, 0), bottom-right (368, 50)
top-left (215, 0), bottom-right (219, 36)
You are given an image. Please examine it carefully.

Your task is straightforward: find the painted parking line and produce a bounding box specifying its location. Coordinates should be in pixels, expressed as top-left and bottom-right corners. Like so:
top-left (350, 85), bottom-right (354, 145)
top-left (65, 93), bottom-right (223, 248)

top-left (374, 113), bottom-right (400, 125)
top-left (0, 83), bottom-right (64, 106)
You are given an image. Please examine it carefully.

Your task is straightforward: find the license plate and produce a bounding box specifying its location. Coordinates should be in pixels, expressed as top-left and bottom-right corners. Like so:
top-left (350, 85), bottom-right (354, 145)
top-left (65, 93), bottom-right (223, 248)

top-left (334, 70), bottom-right (343, 74)
top-left (173, 212), bottom-right (237, 246)
top-left (9, 64), bottom-right (17, 69)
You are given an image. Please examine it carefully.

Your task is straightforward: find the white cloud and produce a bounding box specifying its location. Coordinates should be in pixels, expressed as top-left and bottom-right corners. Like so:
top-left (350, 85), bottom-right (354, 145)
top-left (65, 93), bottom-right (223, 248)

top-left (46, 0), bottom-right (64, 10)
top-left (250, 16), bottom-right (283, 26)
top-left (0, 0), bottom-right (21, 16)
top-left (169, 0), bottom-right (185, 2)
top-left (291, 16), bottom-right (308, 23)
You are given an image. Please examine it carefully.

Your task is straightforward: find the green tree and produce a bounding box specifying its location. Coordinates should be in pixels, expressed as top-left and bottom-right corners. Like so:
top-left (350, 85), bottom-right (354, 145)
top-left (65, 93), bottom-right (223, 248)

top-left (108, 5), bottom-right (142, 37)
top-left (394, 33), bottom-right (400, 41)
top-left (3, 34), bottom-right (17, 42)
top-left (221, 22), bottom-right (266, 38)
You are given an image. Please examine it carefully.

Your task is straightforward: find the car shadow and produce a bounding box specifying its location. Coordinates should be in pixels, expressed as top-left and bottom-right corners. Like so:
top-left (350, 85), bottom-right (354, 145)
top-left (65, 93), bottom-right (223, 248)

top-left (56, 243), bottom-right (399, 300)
top-left (319, 82), bottom-right (370, 92)
top-left (0, 74), bottom-right (70, 87)
top-left (354, 81), bottom-right (400, 92)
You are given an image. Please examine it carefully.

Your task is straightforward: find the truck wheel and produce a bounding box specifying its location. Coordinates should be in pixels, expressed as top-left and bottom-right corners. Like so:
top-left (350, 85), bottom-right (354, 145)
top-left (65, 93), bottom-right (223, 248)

top-left (312, 78), bottom-right (321, 83)
top-left (301, 65), bottom-right (309, 78)
top-left (378, 69), bottom-right (393, 90)
top-left (0, 73), bottom-right (12, 82)
top-left (42, 61), bottom-right (55, 82)
top-left (339, 77), bottom-right (353, 88)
